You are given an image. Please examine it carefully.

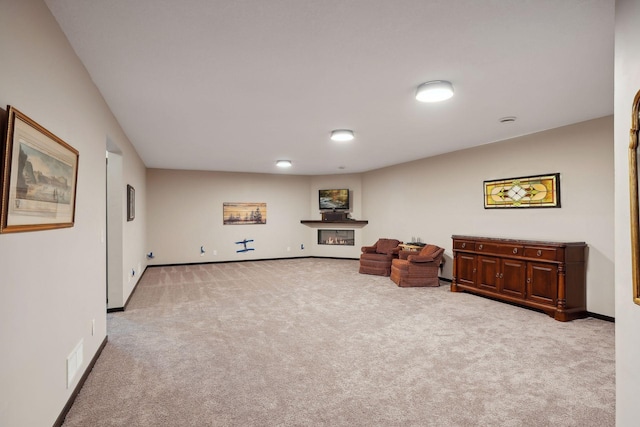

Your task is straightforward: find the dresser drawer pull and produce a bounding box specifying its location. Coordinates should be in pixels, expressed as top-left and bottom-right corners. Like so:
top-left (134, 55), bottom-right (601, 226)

top-left (479, 244), bottom-right (483, 250)
top-left (513, 248), bottom-right (518, 254)
top-left (537, 250), bottom-right (542, 256)
top-left (461, 243), bottom-right (466, 248)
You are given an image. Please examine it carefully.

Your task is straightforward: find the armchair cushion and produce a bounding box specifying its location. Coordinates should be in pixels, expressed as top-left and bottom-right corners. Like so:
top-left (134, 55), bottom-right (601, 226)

top-left (375, 238), bottom-right (401, 255)
top-left (407, 244), bottom-right (442, 263)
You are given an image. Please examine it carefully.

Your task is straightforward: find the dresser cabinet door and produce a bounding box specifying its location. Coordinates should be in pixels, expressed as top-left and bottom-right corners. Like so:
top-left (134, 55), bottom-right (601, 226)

top-left (526, 262), bottom-right (558, 305)
top-left (500, 258), bottom-right (526, 298)
top-left (477, 255), bottom-right (499, 291)
top-left (455, 253), bottom-right (477, 287)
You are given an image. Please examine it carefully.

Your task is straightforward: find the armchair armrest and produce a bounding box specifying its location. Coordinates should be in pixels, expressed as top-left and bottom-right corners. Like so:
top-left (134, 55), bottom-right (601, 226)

top-left (399, 250), bottom-right (412, 260)
top-left (361, 245), bottom-right (377, 253)
top-left (408, 247), bottom-right (445, 264)
top-left (407, 255), bottom-right (436, 263)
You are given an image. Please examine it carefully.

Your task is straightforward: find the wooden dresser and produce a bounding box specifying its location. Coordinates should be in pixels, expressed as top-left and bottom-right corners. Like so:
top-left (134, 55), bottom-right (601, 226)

top-left (451, 235), bottom-right (587, 321)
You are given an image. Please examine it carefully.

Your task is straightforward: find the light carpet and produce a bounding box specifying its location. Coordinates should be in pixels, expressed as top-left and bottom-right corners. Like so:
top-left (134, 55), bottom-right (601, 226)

top-left (62, 258), bottom-right (615, 426)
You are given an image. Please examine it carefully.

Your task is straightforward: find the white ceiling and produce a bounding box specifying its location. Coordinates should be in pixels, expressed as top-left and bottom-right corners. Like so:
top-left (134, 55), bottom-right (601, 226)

top-left (44, 0), bottom-right (614, 175)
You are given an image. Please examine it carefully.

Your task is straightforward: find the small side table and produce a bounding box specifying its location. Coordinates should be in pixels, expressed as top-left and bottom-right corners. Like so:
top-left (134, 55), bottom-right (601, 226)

top-left (399, 244), bottom-right (424, 252)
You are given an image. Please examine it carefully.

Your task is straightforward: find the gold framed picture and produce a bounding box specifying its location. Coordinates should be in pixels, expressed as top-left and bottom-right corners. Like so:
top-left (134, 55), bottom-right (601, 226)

top-left (629, 89), bottom-right (640, 305)
top-left (484, 173), bottom-right (560, 209)
top-left (0, 106), bottom-right (79, 233)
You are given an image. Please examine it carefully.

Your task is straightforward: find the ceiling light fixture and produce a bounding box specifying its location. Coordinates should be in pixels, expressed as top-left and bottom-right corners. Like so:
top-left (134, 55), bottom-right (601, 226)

top-left (415, 80), bottom-right (454, 102)
top-left (330, 129), bottom-right (355, 142)
top-left (276, 160), bottom-right (292, 168)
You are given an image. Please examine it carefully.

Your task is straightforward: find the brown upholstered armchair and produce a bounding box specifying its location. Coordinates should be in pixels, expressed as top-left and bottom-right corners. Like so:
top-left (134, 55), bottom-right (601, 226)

top-left (359, 238), bottom-right (403, 276)
top-left (390, 244), bottom-right (445, 287)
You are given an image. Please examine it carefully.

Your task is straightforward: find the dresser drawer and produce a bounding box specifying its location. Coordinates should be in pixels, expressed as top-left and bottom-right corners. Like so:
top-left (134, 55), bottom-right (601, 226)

top-left (454, 240), bottom-right (475, 250)
top-left (496, 244), bottom-right (524, 256)
top-left (524, 246), bottom-right (558, 261)
top-left (474, 242), bottom-right (499, 253)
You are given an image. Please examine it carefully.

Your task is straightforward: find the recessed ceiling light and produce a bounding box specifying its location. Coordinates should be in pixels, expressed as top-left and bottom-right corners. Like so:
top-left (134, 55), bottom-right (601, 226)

top-left (276, 160), bottom-right (292, 168)
top-left (415, 80), bottom-right (454, 102)
top-left (330, 129), bottom-right (354, 142)
top-left (499, 116), bottom-right (517, 123)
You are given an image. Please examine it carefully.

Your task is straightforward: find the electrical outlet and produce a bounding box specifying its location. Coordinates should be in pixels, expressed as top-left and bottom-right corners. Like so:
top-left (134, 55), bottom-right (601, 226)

top-left (213, 250), bottom-right (217, 256)
top-left (287, 246), bottom-right (291, 252)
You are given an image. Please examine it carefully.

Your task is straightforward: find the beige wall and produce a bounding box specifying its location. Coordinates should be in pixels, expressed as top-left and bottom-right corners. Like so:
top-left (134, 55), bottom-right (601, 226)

top-left (615, 0), bottom-right (640, 424)
top-left (0, 1), bottom-right (147, 425)
top-left (146, 169), bottom-right (314, 264)
top-left (362, 116), bottom-right (614, 316)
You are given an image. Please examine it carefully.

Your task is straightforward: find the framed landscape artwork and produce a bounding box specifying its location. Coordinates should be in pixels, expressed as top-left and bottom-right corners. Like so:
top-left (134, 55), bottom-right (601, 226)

top-left (0, 106), bottom-right (79, 233)
top-left (483, 173), bottom-right (560, 209)
top-left (223, 202), bottom-right (266, 225)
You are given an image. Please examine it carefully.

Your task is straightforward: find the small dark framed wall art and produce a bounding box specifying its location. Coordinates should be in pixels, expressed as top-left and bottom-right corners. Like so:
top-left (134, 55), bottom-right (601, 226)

top-left (127, 184), bottom-right (135, 221)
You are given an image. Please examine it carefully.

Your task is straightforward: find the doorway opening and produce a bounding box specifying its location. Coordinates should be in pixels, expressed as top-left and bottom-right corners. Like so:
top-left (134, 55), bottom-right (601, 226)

top-left (106, 139), bottom-right (124, 311)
